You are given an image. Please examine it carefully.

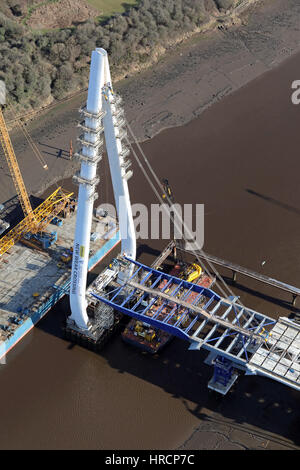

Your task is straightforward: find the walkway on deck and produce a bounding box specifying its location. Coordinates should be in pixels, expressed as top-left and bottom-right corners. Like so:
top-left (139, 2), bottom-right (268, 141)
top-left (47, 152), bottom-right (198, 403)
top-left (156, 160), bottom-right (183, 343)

top-left (179, 247), bottom-right (300, 305)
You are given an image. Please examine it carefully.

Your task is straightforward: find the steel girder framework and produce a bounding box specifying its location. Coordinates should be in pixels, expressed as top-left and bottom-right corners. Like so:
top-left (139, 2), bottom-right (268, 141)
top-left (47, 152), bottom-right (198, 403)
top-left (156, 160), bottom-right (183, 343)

top-left (92, 258), bottom-right (276, 365)
top-left (0, 187), bottom-right (73, 256)
top-left (92, 258), bottom-right (300, 391)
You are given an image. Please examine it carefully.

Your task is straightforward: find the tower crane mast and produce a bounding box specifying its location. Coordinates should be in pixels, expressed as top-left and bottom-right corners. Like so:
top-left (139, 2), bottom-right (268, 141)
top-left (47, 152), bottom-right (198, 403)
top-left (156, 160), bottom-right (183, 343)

top-left (0, 98), bottom-right (73, 257)
top-left (0, 107), bottom-right (34, 224)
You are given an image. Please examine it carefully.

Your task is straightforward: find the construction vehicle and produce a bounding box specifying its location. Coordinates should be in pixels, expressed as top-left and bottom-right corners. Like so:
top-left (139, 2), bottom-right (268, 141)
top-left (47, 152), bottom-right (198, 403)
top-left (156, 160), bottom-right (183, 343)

top-left (60, 249), bottom-right (72, 263)
top-left (182, 262), bottom-right (202, 283)
top-left (162, 179), bottom-right (203, 283)
top-left (0, 187), bottom-right (73, 256)
top-left (51, 216), bottom-right (63, 227)
top-left (134, 321), bottom-right (156, 342)
top-left (0, 102), bottom-right (73, 256)
top-left (22, 230), bottom-right (57, 250)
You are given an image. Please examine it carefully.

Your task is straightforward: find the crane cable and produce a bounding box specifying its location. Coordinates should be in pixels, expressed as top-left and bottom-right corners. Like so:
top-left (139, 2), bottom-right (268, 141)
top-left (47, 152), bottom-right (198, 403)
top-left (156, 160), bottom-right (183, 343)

top-left (6, 103), bottom-right (48, 171)
top-left (124, 133), bottom-right (264, 334)
top-left (124, 118), bottom-right (234, 298)
top-left (6, 103), bottom-right (63, 192)
top-left (123, 119), bottom-right (265, 333)
top-left (124, 130), bottom-right (231, 302)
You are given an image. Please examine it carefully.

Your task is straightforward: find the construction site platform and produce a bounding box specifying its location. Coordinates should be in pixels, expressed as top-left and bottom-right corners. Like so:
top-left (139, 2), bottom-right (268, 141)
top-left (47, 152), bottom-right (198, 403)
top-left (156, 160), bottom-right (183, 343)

top-left (0, 210), bottom-right (120, 362)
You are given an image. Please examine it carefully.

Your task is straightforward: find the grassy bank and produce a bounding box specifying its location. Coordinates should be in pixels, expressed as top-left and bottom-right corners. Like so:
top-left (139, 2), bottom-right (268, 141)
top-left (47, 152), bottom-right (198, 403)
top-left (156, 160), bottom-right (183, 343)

top-left (86, 0), bottom-right (139, 17)
top-left (0, 0), bottom-right (259, 116)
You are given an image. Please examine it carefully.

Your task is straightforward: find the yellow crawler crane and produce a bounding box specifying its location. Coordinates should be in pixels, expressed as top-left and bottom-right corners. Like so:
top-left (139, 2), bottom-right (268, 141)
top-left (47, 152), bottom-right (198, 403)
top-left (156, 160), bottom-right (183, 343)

top-left (186, 263), bottom-right (202, 283)
top-left (0, 187), bottom-right (73, 256)
top-left (0, 107), bottom-right (73, 256)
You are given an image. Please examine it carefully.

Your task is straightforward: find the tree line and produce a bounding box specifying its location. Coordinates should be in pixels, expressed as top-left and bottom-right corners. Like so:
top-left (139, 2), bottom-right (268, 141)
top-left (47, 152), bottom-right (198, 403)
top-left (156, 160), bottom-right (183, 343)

top-left (0, 0), bottom-right (235, 111)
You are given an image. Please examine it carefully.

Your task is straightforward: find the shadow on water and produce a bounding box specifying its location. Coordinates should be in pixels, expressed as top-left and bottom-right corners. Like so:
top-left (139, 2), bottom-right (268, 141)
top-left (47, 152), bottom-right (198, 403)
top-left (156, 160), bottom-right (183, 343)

top-left (34, 242), bottom-right (300, 448)
top-left (108, 339), bottom-right (300, 447)
top-left (41, 309), bottom-right (300, 446)
top-left (220, 274), bottom-right (300, 316)
top-left (246, 189), bottom-right (300, 216)
top-left (136, 243), bottom-right (162, 260)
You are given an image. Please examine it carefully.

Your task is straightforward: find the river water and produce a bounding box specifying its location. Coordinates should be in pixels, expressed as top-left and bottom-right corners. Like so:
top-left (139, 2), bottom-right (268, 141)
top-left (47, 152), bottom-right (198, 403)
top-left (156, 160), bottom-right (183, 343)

top-left (0, 51), bottom-right (299, 450)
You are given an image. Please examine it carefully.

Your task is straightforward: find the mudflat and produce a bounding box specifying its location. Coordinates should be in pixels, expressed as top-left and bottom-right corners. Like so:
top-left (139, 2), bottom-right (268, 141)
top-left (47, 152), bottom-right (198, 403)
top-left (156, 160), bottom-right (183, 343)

top-left (2, 0), bottom-right (300, 206)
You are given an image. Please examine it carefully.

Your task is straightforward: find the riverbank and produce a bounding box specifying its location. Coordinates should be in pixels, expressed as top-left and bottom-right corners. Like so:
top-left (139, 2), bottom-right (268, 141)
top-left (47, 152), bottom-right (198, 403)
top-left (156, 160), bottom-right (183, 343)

top-left (1, 0), bottom-right (299, 209)
top-left (120, 0), bottom-right (300, 140)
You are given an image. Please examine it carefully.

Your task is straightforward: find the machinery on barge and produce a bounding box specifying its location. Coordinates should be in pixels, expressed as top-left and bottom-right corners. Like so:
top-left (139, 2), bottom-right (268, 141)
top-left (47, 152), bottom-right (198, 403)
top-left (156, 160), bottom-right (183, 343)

top-left (121, 263), bottom-right (215, 354)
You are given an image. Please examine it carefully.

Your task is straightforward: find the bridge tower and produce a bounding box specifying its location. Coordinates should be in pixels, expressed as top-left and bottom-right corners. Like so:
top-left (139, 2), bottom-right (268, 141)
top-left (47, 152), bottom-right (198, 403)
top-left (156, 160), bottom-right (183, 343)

top-left (69, 48), bottom-right (136, 331)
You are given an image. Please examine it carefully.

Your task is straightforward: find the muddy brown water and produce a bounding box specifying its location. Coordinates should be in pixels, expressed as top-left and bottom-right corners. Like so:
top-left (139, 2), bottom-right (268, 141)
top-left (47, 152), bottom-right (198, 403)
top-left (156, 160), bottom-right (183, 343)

top-left (0, 51), bottom-right (300, 450)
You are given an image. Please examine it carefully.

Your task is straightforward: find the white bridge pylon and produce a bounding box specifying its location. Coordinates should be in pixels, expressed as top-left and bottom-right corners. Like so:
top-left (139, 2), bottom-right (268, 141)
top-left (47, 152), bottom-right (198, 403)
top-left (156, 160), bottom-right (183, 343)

top-left (69, 48), bottom-right (136, 330)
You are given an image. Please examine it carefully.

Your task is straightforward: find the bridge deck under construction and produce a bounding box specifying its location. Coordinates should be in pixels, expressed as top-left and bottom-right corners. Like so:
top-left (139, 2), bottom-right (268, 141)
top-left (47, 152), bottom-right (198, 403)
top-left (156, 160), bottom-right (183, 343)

top-left (92, 257), bottom-right (300, 394)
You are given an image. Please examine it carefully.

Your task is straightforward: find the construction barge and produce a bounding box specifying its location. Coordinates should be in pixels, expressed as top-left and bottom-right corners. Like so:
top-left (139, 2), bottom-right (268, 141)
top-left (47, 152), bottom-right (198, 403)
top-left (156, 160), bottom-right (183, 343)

top-left (0, 204), bottom-right (120, 362)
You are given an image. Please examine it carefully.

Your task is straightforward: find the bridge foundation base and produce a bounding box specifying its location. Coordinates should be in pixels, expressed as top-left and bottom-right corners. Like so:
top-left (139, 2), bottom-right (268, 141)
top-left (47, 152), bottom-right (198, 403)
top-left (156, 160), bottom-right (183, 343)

top-left (207, 356), bottom-right (239, 395)
top-left (208, 371), bottom-right (239, 395)
top-left (64, 305), bottom-right (123, 351)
